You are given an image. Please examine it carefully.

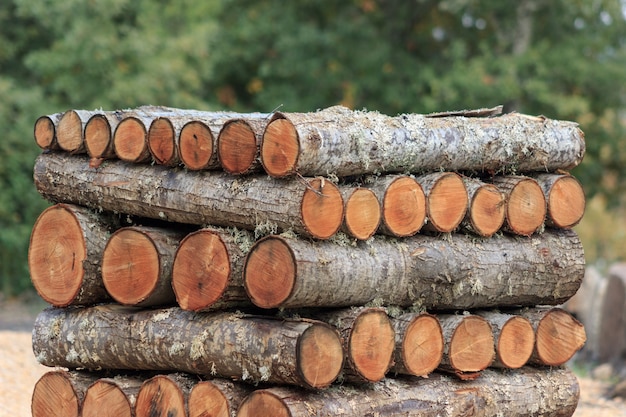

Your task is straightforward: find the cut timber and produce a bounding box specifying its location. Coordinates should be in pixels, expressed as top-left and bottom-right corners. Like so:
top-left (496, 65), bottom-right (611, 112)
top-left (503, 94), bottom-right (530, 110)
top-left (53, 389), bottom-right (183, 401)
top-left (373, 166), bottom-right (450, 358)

top-left (172, 227), bottom-right (252, 311)
top-left (340, 187), bottom-right (381, 240)
top-left (438, 314), bottom-right (494, 379)
top-left (369, 175), bottom-right (426, 237)
top-left (260, 105), bottom-right (585, 178)
top-left (533, 173), bottom-right (585, 228)
top-left (236, 367), bottom-right (580, 417)
top-left (516, 307), bottom-right (587, 366)
top-left (477, 311), bottom-right (535, 369)
top-left (493, 176), bottom-right (546, 236)
top-left (34, 112), bottom-right (63, 150)
top-left (313, 307), bottom-right (395, 383)
top-left (32, 370), bottom-right (99, 417)
top-left (82, 376), bottom-right (143, 417)
top-left (136, 374), bottom-right (191, 417)
top-left (28, 203), bottom-right (114, 307)
top-left (179, 120), bottom-right (219, 170)
top-left (218, 118), bottom-right (268, 174)
top-left (243, 229), bottom-right (584, 310)
top-left (32, 306), bottom-right (344, 389)
top-left (417, 172), bottom-right (468, 232)
top-left (113, 106), bottom-right (174, 163)
top-left (462, 176), bottom-right (506, 237)
top-left (102, 226), bottom-right (184, 307)
top-left (389, 312), bottom-right (443, 377)
top-left (58, 110), bottom-right (102, 153)
top-left (85, 111), bottom-right (125, 162)
top-left (189, 379), bottom-right (252, 417)
top-left (34, 152), bottom-right (344, 240)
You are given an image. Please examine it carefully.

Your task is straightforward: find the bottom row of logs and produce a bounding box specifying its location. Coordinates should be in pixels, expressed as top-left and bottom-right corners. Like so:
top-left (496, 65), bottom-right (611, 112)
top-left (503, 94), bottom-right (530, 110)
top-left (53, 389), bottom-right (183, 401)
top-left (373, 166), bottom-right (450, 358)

top-left (33, 366), bottom-right (580, 417)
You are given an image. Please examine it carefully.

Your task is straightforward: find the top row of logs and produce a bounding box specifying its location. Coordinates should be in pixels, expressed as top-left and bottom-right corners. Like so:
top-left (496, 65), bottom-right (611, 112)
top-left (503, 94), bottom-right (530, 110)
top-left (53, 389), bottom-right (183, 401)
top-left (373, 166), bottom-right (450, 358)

top-left (34, 104), bottom-right (585, 178)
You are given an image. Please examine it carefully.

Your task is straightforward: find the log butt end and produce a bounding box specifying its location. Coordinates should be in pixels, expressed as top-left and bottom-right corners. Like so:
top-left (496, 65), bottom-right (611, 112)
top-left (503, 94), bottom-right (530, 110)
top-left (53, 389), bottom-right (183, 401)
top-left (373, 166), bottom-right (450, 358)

top-left (402, 314), bottom-right (444, 377)
top-left (29, 204), bottom-right (86, 307)
top-left (148, 117), bottom-right (176, 165)
top-left (173, 229), bottom-right (231, 311)
top-left (350, 309), bottom-right (395, 382)
top-left (237, 391), bottom-right (290, 417)
top-left (300, 178), bottom-right (344, 240)
top-left (218, 120), bottom-right (258, 175)
top-left (83, 380), bottom-right (133, 417)
top-left (179, 121), bottom-right (214, 170)
top-left (136, 376), bottom-right (185, 417)
top-left (506, 178), bottom-right (547, 236)
top-left (535, 309), bottom-right (586, 366)
top-left (449, 316), bottom-right (495, 373)
top-left (298, 323), bottom-right (345, 388)
top-left (382, 176), bottom-right (426, 237)
top-left (468, 184), bottom-right (505, 237)
top-left (426, 173), bottom-right (468, 233)
top-left (113, 117), bottom-right (148, 162)
top-left (244, 236), bottom-right (296, 309)
top-left (548, 176), bottom-right (585, 228)
top-left (57, 110), bottom-right (84, 152)
top-left (34, 115), bottom-right (56, 149)
top-left (261, 117), bottom-right (299, 177)
top-left (497, 316), bottom-right (535, 369)
top-left (32, 371), bottom-right (81, 417)
top-left (85, 114), bottom-right (113, 159)
top-left (343, 188), bottom-right (381, 240)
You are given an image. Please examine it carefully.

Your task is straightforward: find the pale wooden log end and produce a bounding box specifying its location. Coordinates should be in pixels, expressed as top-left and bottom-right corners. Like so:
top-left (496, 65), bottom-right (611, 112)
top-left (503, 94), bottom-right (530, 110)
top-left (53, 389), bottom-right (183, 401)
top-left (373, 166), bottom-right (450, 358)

top-left (179, 120), bottom-right (215, 170)
top-left (342, 187), bottom-right (381, 240)
top-left (57, 110), bottom-right (85, 153)
top-left (113, 117), bottom-right (150, 162)
top-left (148, 117), bottom-right (177, 165)
top-left (261, 117), bottom-right (299, 177)
top-left (84, 114), bottom-right (114, 160)
top-left (300, 178), bottom-right (344, 239)
top-left (218, 119), bottom-right (259, 175)
top-left (381, 176), bottom-right (426, 237)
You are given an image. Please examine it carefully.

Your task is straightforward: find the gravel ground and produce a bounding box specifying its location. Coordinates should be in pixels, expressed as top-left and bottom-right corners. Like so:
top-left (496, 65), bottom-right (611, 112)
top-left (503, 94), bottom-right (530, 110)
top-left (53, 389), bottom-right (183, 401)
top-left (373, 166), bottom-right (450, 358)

top-left (2, 296), bottom-right (626, 417)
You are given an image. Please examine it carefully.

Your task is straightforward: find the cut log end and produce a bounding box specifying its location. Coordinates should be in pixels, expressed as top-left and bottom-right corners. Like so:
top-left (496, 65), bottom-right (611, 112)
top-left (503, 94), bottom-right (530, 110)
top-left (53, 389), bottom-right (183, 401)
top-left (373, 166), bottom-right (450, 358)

top-left (173, 229), bottom-right (231, 311)
top-left (382, 176), bottom-right (426, 237)
top-left (29, 205), bottom-right (86, 307)
top-left (148, 117), bottom-right (176, 165)
top-left (102, 228), bottom-right (160, 305)
top-left (114, 117), bottom-right (148, 162)
top-left (244, 236), bottom-right (295, 309)
top-left (135, 376), bottom-right (185, 417)
top-left (237, 391), bottom-right (290, 417)
top-left (298, 323), bottom-right (345, 388)
top-left (449, 316), bottom-right (494, 373)
top-left (179, 121), bottom-right (214, 170)
top-left (34, 116), bottom-right (56, 149)
top-left (402, 314), bottom-right (444, 377)
top-left (261, 117), bottom-right (299, 177)
top-left (300, 178), bottom-right (344, 239)
top-left (57, 110), bottom-right (84, 152)
top-left (535, 309), bottom-right (587, 366)
top-left (218, 120), bottom-right (258, 174)
top-left (343, 188), bottom-right (381, 240)
top-left (350, 309), bottom-right (395, 382)
top-left (427, 173), bottom-right (468, 232)
top-left (84, 114), bottom-right (112, 159)
top-left (82, 380), bottom-right (133, 417)
top-left (506, 178), bottom-right (546, 236)
top-left (31, 371), bottom-right (81, 417)
top-left (469, 184), bottom-right (506, 237)
top-left (189, 381), bottom-right (230, 417)
top-left (497, 316), bottom-right (535, 369)
top-left (547, 176), bottom-right (585, 228)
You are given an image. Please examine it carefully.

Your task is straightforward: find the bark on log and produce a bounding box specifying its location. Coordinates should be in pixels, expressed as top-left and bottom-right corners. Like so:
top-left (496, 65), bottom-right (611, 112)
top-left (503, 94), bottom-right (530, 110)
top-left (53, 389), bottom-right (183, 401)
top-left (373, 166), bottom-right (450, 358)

top-left (34, 112), bottom-right (63, 150)
top-left (461, 176), bottom-right (506, 237)
top-left (34, 152), bottom-right (345, 240)
top-left (492, 176), bottom-right (546, 236)
top-left (172, 227), bottom-right (253, 311)
top-left (218, 118), bottom-right (268, 175)
top-left (113, 106), bottom-right (175, 163)
top-left (189, 378), bottom-right (252, 417)
top-left (476, 311), bottom-right (535, 369)
top-left (312, 307), bottom-right (395, 383)
top-left (243, 228), bottom-right (584, 310)
top-left (32, 370), bottom-right (99, 417)
top-left (58, 110), bottom-right (103, 154)
top-left (84, 111), bottom-right (125, 162)
top-left (82, 375), bottom-right (144, 417)
top-left (389, 312), bottom-right (443, 377)
top-left (28, 203), bottom-right (115, 307)
top-left (340, 187), bottom-right (381, 240)
top-left (533, 173), bottom-right (585, 228)
top-left (236, 367), bottom-right (580, 417)
top-left (515, 307), bottom-right (587, 366)
top-left (32, 306), bottom-right (344, 389)
top-left (102, 226), bottom-right (185, 307)
top-left (438, 314), bottom-right (494, 379)
top-left (417, 172), bottom-right (468, 233)
top-left (369, 175), bottom-right (426, 237)
top-left (259, 105), bottom-right (585, 178)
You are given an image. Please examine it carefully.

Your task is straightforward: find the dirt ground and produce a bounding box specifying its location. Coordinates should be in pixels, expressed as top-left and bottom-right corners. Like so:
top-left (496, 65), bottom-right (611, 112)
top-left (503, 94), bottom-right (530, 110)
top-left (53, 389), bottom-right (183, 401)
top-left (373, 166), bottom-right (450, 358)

top-left (2, 296), bottom-right (626, 417)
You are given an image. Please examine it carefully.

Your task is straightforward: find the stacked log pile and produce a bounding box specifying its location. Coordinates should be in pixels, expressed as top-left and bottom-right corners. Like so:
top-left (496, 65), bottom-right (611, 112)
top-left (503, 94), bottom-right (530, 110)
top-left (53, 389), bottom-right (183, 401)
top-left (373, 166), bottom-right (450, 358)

top-left (29, 104), bottom-right (587, 416)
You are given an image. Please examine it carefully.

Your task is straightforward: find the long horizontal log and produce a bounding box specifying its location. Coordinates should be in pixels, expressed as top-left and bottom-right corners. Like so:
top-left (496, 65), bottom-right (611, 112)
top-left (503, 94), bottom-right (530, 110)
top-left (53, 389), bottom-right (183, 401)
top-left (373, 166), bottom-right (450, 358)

top-left (260, 105), bottom-right (585, 178)
top-left (34, 152), bottom-right (344, 240)
top-left (32, 305), bottom-right (344, 389)
top-left (243, 228), bottom-right (584, 310)
top-left (236, 367), bottom-right (580, 417)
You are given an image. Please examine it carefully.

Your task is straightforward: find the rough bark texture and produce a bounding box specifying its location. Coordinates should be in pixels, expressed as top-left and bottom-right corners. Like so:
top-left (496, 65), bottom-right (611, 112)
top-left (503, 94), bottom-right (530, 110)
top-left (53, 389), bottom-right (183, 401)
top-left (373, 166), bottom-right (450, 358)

top-left (28, 203), bottom-right (115, 307)
top-left (243, 229), bottom-right (584, 310)
top-left (368, 175), bottom-right (426, 237)
top-left (84, 111), bottom-right (126, 161)
top-left (492, 175), bottom-right (547, 236)
top-left (82, 375), bottom-right (143, 417)
top-left (34, 112), bottom-right (63, 150)
top-left (477, 310), bottom-right (535, 369)
top-left (461, 176), bottom-right (506, 237)
top-left (533, 173), bottom-right (585, 228)
top-left (58, 110), bottom-right (103, 154)
top-left (236, 367), bottom-right (580, 417)
top-left (189, 378), bottom-right (252, 417)
top-left (32, 305), bottom-right (344, 389)
top-left (259, 105), bottom-right (585, 178)
top-left (389, 312), bottom-right (443, 377)
top-left (218, 117), bottom-right (268, 175)
top-left (172, 227), bottom-right (253, 312)
top-left (417, 172), bottom-right (468, 233)
top-left (32, 370), bottom-right (99, 417)
top-left (34, 152), bottom-right (344, 240)
top-left (340, 187), bottom-right (381, 240)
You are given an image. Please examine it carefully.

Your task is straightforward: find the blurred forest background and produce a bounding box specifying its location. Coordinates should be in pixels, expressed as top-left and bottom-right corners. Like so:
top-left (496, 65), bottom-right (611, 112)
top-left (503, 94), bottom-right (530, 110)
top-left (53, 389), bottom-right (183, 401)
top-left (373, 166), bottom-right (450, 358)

top-left (1, 0), bottom-right (625, 295)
